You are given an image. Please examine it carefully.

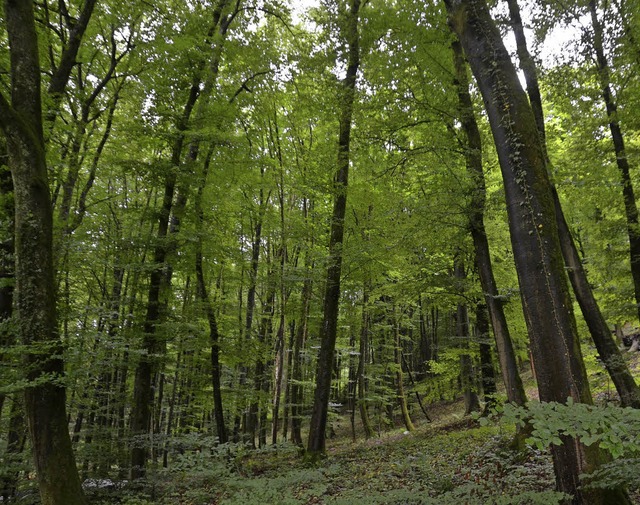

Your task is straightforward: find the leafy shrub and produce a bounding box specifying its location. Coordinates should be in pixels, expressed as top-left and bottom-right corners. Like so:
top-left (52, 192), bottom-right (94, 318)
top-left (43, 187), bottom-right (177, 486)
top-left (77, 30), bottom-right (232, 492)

top-left (485, 399), bottom-right (640, 491)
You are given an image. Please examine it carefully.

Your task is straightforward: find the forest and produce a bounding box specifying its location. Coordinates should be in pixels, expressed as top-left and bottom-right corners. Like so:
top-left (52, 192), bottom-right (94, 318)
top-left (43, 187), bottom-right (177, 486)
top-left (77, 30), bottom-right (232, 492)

top-left (1, 0), bottom-right (640, 503)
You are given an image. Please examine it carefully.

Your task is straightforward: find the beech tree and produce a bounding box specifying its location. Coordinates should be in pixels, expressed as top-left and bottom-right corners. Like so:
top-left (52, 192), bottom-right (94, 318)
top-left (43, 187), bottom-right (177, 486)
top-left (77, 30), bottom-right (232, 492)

top-left (505, 0), bottom-right (640, 409)
top-left (306, 0), bottom-right (363, 459)
top-left (445, 0), bottom-right (630, 502)
top-left (0, 0), bottom-right (89, 503)
top-left (2, 1), bottom-right (640, 501)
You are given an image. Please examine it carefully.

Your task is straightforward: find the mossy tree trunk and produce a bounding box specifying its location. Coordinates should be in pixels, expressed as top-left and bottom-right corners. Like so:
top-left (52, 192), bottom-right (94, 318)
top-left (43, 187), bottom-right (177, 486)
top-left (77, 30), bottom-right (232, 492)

top-left (506, 0), bottom-right (640, 409)
top-left (0, 1), bottom-right (87, 503)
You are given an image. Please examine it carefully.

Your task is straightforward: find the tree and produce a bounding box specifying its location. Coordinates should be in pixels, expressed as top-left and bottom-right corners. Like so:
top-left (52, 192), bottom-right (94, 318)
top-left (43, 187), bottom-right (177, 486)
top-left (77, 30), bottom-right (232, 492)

top-left (445, 0), bottom-right (630, 502)
top-left (306, 0), bottom-right (363, 459)
top-left (450, 36), bottom-right (527, 408)
top-left (129, 0), bottom-right (239, 476)
top-left (588, 0), bottom-right (640, 326)
top-left (506, 0), bottom-right (640, 409)
top-left (0, 1), bottom-right (88, 503)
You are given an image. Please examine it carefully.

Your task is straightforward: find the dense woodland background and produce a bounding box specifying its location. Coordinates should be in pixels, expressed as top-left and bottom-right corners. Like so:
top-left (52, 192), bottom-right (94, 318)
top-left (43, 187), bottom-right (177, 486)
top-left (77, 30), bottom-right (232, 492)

top-left (1, 0), bottom-right (640, 503)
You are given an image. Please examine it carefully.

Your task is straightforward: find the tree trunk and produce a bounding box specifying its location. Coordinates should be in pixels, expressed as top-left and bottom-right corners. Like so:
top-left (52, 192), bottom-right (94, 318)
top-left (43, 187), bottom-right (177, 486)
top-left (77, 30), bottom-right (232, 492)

top-left (476, 303), bottom-right (497, 412)
top-left (129, 76), bottom-right (200, 479)
top-left (1, 396), bottom-right (27, 502)
top-left (357, 290), bottom-right (375, 438)
top-left (451, 37), bottom-right (527, 407)
top-left (393, 310), bottom-right (415, 431)
top-left (445, 1), bottom-right (630, 502)
top-left (0, 2), bottom-right (87, 503)
top-left (290, 246), bottom-right (313, 447)
top-left (589, 0), bottom-right (640, 325)
top-left (194, 149), bottom-right (228, 444)
top-left (454, 258), bottom-right (481, 415)
top-left (130, 0), bottom-right (235, 475)
top-left (306, 0), bottom-right (361, 460)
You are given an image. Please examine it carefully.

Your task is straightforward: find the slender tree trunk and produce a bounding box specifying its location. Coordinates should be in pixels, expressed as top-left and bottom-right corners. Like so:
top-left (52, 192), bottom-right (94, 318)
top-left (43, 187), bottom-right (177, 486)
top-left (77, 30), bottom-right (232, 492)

top-left (1, 396), bottom-right (27, 502)
top-left (589, 0), bottom-right (640, 325)
top-left (194, 149), bottom-right (228, 444)
top-left (291, 256), bottom-right (313, 447)
top-left (271, 310), bottom-right (287, 444)
top-left (163, 347), bottom-right (182, 467)
top-left (0, 3), bottom-right (87, 503)
top-left (129, 76), bottom-right (200, 478)
top-left (130, 0), bottom-right (236, 475)
top-left (282, 322), bottom-right (295, 441)
top-left (451, 37), bottom-right (527, 407)
top-left (454, 259), bottom-right (481, 415)
top-left (357, 289), bottom-right (375, 438)
top-left (306, 0), bottom-right (361, 460)
top-left (445, 1), bottom-right (630, 502)
top-left (476, 303), bottom-right (497, 411)
top-left (393, 310), bottom-right (414, 431)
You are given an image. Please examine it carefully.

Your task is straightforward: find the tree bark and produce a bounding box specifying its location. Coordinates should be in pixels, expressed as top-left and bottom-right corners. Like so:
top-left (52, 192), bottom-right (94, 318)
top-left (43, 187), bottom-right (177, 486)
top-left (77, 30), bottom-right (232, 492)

top-left (445, 1), bottom-right (630, 502)
top-left (454, 260), bottom-right (480, 415)
top-left (451, 37), bottom-right (527, 407)
top-left (306, 0), bottom-right (361, 459)
top-left (357, 289), bottom-right (375, 438)
top-left (0, 2), bottom-right (87, 503)
top-left (194, 149), bottom-right (228, 444)
top-left (290, 261), bottom-right (312, 447)
top-left (475, 303), bottom-right (497, 411)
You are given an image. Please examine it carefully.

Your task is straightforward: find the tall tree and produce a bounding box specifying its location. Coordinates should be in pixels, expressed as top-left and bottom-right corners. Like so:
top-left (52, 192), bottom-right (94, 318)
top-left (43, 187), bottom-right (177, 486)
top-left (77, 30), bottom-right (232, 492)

top-left (445, 0), bottom-right (630, 502)
top-left (506, 0), bottom-right (640, 408)
top-left (0, 1), bottom-right (87, 503)
top-left (306, 0), bottom-right (362, 459)
top-left (129, 0), bottom-right (237, 476)
top-left (588, 0), bottom-right (640, 325)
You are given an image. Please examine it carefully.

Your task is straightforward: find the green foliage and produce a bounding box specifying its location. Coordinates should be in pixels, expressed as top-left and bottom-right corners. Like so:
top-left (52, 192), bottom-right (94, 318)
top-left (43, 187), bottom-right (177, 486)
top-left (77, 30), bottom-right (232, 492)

top-left (92, 420), bottom-right (571, 504)
top-left (498, 399), bottom-right (640, 457)
top-left (483, 399), bottom-right (640, 492)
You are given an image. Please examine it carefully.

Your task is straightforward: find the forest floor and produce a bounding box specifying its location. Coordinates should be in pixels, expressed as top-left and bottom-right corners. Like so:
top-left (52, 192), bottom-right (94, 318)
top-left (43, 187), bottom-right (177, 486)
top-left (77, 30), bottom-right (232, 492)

top-left (86, 355), bottom-right (640, 505)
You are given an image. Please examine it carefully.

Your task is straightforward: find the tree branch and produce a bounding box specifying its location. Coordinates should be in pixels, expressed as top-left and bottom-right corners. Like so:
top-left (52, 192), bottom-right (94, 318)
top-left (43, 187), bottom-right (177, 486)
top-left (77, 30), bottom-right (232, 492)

top-left (229, 70), bottom-right (272, 103)
top-left (46, 0), bottom-right (98, 122)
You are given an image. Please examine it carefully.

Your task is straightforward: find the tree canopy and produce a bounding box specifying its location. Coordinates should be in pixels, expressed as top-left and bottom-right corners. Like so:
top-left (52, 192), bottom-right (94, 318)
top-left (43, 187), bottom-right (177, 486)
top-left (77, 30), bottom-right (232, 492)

top-left (1, 0), bottom-right (640, 503)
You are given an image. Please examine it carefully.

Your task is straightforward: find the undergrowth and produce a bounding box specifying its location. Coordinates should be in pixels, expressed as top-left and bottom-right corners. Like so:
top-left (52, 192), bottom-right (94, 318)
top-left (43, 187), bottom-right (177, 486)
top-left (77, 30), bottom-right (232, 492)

top-left (88, 419), bottom-right (569, 505)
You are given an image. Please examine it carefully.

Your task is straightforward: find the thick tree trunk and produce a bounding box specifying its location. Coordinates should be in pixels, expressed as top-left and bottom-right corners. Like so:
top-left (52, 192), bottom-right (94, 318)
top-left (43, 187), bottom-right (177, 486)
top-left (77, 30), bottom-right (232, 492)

top-left (507, 0), bottom-right (640, 408)
top-left (451, 37), bottom-right (527, 407)
top-left (445, 1), bottom-right (630, 502)
top-left (306, 0), bottom-right (361, 459)
top-left (0, 2), bottom-right (87, 503)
